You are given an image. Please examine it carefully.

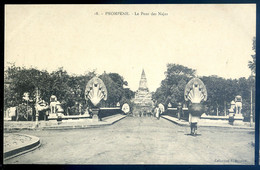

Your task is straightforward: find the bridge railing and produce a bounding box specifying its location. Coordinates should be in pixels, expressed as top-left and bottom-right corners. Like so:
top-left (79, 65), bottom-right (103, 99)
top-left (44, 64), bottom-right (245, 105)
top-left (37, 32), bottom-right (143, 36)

top-left (163, 107), bottom-right (189, 121)
top-left (99, 107), bottom-right (123, 119)
top-left (47, 107), bottom-right (123, 121)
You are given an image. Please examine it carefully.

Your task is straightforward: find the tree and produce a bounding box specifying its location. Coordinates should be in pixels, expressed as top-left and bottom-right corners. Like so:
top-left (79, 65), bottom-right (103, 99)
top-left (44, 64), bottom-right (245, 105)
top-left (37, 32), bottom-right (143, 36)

top-left (108, 73), bottom-right (128, 87)
top-left (4, 63), bottom-right (136, 116)
top-left (4, 64), bottom-right (52, 108)
top-left (153, 64), bottom-right (196, 106)
top-left (48, 67), bottom-right (72, 110)
top-left (247, 37), bottom-right (256, 122)
top-left (67, 71), bottom-right (97, 114)
top-left (201, 76), bottom-right (239, 115)
top-left (248, 37), bottom-right (256, 75)
top-left (4, 64), bottom-right (21, 108)
top-left (199, 76), bottom-right (253, 119)
top-left (153, 63), bottom-right (254, 119)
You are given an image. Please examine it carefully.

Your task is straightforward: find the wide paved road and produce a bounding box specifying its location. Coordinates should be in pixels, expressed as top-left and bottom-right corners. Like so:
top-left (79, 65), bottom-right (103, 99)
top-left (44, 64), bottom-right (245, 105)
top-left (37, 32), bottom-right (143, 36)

top-left (5, 116), bottom-right (254, 164)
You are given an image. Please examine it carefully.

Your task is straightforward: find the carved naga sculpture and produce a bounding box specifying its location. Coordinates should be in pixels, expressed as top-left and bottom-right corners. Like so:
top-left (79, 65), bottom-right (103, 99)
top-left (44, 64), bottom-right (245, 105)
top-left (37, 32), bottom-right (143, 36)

top-left (184, 77), bottom-right (207, 135)
top-left (184, 77), bottom-right (207, 117)
top-left (85, 77), bottom-right (107, 107)
top-left (184, 78), bottom-right (207, 104)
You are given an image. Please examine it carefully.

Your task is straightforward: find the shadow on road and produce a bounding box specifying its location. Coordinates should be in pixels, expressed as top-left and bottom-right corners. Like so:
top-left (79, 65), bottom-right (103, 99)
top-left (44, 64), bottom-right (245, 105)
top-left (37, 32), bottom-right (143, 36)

top-left (185, 133), bottom-right (202, 137)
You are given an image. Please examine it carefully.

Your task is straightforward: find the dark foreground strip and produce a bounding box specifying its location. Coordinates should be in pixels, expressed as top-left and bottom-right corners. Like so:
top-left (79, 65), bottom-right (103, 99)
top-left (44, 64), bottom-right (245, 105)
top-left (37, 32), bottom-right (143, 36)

top-left (4, 137), bottom-right (41, 160)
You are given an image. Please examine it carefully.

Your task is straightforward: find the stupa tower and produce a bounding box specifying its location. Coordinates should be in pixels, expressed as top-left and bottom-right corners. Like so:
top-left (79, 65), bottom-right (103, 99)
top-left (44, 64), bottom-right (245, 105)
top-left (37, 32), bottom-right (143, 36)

top-left (138, 69), bottom-right (149, 91)
top-left (133, 69), bottom-right (153, 116)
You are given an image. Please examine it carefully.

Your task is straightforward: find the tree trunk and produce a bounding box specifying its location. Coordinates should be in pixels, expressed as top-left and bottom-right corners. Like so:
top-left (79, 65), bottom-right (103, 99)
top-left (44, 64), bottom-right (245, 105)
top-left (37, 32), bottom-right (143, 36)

top-left (224, 101), bottom-right (226, 116)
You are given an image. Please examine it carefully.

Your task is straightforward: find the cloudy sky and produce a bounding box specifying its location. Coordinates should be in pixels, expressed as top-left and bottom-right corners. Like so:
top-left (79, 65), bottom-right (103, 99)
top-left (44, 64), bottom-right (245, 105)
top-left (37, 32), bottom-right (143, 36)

top-left (5, 4), bottom-right (256, 92)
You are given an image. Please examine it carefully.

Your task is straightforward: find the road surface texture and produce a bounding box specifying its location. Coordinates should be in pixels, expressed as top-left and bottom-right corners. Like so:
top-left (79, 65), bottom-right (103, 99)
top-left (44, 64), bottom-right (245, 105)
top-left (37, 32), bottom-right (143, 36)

top-left (4, 116), bottom-right (254, 164)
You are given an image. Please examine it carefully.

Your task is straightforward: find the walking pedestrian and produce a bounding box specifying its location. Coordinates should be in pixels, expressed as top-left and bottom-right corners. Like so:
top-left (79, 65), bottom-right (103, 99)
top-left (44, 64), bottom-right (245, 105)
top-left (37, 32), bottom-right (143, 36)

top-left (155, 107), bottom-right (160, 120)
top-left (189, 113), bottom-right (199, 135)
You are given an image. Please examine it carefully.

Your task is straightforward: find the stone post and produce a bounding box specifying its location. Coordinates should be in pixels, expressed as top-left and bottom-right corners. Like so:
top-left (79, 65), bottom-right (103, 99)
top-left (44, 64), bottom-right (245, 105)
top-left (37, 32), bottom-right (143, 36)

top-left (35, 87), bottom-right (39, 127)
top-left (250, 86), bottom-right (253, 127)
top-left (177, 102), bottom-right (182, 120)
top-left (92, 108), bottom-right (100, 121)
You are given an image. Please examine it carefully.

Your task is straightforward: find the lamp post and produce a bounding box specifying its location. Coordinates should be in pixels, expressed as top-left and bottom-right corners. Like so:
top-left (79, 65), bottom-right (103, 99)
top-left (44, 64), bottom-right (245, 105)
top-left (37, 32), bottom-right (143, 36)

top-left (21, 72), bottom-right (42, 127)
top-left (249, 72), bottom-right (254, 127)
top-left (23, 92), bottom-right (30, 120)
top-left (224, 101), bottom-right (226, 116)
top-left (35, 87), bottom-right (39, 127)
top-left (250, 81), bottom-right (253, 127)
top-left (250, 86), bottom-right (253, 127)
top-left (177, 102), bottom-right (182, 120)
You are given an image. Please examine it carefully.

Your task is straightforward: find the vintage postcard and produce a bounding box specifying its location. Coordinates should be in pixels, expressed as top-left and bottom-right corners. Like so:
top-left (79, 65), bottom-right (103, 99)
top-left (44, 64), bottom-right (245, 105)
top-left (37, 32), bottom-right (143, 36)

top-left (4, 4), bottom-right (256, 165)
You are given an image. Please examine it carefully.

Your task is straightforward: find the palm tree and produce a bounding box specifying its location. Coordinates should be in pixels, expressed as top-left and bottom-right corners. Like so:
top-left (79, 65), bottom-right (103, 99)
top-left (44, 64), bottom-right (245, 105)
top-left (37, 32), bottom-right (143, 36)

top-left (248, 37), bottom-right (256, 126)
top-left (248, 37), bottom-right (256, 75)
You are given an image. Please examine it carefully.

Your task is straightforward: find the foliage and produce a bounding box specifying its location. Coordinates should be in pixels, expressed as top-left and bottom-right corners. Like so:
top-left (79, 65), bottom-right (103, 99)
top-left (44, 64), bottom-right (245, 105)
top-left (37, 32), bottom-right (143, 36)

top-left (248, 37), bottom-right (256, 75)
top-left (16, 103), bottom-right (33, 121)
top-left (153, 63), bottom-right (255, 121)
top-left (4, 64), bottom-right (134, 116)
top-left (152, 64), bottom-right (196, 106)
top-left (99, 72), bottom-right (134, 107)
top-left (4, 64), bottom-right (52, 108)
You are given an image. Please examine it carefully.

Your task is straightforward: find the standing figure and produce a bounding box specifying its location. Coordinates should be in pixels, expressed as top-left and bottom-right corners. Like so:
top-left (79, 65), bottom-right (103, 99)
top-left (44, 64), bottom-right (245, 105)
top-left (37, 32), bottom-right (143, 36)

top-left (189, 113), bottom-right (199, 134)
top-left (158, 103), bottom-right (165, 115)
top-left (155, 106), bottom-right (160, 120)
top-left (143, 110), bottom-right (147, 117)
top-left (153, 108), bottom-right (156, 117)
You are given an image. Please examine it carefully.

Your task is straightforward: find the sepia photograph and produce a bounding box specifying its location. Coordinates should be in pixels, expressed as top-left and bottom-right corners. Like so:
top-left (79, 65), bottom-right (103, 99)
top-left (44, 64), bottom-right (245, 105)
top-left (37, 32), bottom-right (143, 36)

top-left (4, 4), bottom-right (256, 165)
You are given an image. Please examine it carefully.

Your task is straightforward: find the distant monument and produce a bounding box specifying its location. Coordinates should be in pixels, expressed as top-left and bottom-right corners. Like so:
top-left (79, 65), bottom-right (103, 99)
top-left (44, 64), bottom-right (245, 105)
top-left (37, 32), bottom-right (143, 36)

top-left (85, 76), bottom-right (107, 121)
top-left (133, 69), bottom-right (153, 116)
